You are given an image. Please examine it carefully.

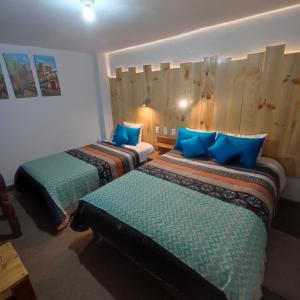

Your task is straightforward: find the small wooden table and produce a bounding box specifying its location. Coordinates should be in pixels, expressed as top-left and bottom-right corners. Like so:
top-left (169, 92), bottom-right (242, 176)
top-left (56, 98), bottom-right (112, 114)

top-left (148, 136), bottom-right (176, 161)
top-left (0, 242), bottom-right (36, 300)
top-left (147, 151), bottom-right (162, 161)
top-left (156, 136), bottom-right (176, 154)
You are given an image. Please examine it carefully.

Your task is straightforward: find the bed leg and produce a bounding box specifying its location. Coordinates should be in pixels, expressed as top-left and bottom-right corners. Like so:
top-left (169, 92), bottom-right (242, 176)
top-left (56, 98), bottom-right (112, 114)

top-left (57, 216), bottom-right (69, 231)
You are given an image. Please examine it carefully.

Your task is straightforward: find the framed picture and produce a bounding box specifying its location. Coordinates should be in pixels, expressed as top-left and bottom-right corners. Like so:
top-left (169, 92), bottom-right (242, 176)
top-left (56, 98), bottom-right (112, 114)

top-left (3, 53), bottom-right (37, 98)
top-left (0, 63), bottom-right (8, 99)
top-left (34, 55), bottom-right (61, 96)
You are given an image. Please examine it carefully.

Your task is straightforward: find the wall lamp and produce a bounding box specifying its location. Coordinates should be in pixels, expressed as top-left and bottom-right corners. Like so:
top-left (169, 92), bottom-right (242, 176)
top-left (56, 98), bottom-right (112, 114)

top-left (179, 99), bottom-right (188, 108)
top-left (142, 97), bottom-right (151, 107)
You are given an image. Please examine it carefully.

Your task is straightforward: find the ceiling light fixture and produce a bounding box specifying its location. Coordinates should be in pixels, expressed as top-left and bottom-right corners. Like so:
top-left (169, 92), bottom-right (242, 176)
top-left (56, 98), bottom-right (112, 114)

top-left (81, 0), bottom-right (96, 22)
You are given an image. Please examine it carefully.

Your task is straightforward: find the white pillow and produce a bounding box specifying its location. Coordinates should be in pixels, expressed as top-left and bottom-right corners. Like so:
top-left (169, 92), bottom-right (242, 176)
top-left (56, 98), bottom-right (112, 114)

top-left (186, 128), bottom-right (217, 134)
top-left (123, 121), bottom-right (143, 143)
top-left (226, 133), bottom-right (268, 139)
top-left (186, 128), bottom-right (218, 140)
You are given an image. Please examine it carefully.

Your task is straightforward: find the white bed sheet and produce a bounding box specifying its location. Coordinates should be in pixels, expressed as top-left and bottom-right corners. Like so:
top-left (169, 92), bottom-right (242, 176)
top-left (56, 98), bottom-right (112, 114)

top-left (104, 139), bottom-right (155, 163)
top-left (124, 142), bottom-right (155, 162)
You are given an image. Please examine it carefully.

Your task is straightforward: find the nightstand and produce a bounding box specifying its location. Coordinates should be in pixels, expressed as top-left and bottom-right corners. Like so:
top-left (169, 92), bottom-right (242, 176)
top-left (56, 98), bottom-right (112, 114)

top-left (147, 136), bottom-right (176, 161)
top-left (147, 151), bottom-right (162, 161)
top-left (156, 136), bottom-right (176, 154)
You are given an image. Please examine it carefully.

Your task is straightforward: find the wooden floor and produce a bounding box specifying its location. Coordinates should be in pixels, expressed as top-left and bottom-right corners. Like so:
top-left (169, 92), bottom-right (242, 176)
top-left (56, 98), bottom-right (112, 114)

top-left (1, 192), bottom-right (300, 300)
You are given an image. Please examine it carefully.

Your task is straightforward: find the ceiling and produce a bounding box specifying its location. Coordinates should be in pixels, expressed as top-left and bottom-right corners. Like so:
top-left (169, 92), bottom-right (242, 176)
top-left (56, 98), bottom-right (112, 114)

top-left (0, 0), bottom-right (299, 53)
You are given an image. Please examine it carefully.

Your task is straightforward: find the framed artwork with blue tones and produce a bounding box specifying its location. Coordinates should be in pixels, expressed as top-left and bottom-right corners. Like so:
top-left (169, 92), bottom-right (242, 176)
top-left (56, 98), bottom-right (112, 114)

top-left (0, 63), bottom-right (8, 99)
top-left (34, 55), bottom-right (61, 96)
top-left (3, 53), bottom-right (37, 98)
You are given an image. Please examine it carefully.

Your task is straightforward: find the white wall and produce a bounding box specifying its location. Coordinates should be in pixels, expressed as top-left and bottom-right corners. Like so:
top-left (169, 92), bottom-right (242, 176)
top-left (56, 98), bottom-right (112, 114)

top-left (0, 43), bottom-right (101, 185)
top-left (108, 5), bottom-right (300, 76)
top-left (96, 53), bottom-right (113, 139)
top-left (101, 5), bottom-right (300, 202)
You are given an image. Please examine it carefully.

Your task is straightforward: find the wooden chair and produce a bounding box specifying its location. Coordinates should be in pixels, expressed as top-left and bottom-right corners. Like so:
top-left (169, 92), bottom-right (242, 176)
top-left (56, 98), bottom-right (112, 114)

top-left (0, 174), bottom-right (22, 238)
top-left (0, 242), bottom-right (36, 300)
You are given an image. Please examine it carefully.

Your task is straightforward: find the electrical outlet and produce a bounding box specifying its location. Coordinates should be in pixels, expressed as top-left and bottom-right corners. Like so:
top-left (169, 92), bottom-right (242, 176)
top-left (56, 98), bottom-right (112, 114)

top-left (171, 128), bottom-right (176, 136)
top-left (155, 126), bottom-right (160, 134)
top-left (163, 127), bottom-right (168, 135)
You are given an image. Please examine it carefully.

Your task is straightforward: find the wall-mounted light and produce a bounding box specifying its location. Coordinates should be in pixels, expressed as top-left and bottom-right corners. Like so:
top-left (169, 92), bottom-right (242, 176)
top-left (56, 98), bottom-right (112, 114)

top-left (81, 0), bottom-right (96, 22)
top-left (142, 97), bottom-right (151, 107)
top-left (179, 99), bottom-right (188, 108)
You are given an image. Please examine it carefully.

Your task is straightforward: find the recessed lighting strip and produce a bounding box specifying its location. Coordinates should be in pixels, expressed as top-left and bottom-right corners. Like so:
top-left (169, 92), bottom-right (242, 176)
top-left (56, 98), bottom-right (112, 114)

top-left (107, 4), bottom-right (300, 55)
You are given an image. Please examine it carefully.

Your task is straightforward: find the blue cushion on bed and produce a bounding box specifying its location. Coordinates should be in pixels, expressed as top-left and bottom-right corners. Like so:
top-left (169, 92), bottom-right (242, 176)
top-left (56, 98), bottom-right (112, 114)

top-left (174, 128), bottom-right (216, 152)
top-left (181, 136), bottom-right (206, 158)
top-left (208, 135), bottom-right (241, 164)
top-left (124, 126), bottom-right (141, 146)
top-left (112, 124), bottom-right (128, 147)
top-left (216, 133), bottom-right (265, 168)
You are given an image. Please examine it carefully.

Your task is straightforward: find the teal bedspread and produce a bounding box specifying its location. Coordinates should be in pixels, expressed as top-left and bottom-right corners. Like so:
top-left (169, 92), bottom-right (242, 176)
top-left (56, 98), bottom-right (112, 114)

top-left (83, 170), bottom-right (267, 300)
top-left (22, 152), bottom-right (99, 214)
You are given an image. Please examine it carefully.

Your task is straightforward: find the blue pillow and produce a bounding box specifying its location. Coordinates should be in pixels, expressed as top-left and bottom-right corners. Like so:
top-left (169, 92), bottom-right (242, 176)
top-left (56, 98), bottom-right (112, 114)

top-left (124, 126), bottom-right (141, 146)
top-left (217, 133), bottom-right (265, 168)
top-left (181, 136), bottom-right (206, 158)
top-left (208, 135), bottom-right (241, 164)
top-left (112, 124), bottom-right (128, 147)
top-left (174, 128), bottom-right (216, 152)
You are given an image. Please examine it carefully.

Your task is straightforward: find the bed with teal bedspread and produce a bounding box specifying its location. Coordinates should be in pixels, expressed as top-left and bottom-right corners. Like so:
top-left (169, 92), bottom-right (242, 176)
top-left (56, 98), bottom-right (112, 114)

top-left (74, 171), bottom-right (266, 300)
top-left (14, 142), bottom-right (140, 228)
top-left (72, 150), bottom-right (283, 300)
top-left (21, 152), bottom-right (99, 215)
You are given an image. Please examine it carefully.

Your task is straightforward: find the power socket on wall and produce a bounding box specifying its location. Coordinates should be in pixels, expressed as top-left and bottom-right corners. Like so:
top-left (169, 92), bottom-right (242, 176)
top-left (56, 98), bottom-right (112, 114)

top-left (163, 127), bottom-right (168, 135)
top-left (155, 126), bottom-right (160, 134)
top-left (171, 128), bottom-right (176, 136)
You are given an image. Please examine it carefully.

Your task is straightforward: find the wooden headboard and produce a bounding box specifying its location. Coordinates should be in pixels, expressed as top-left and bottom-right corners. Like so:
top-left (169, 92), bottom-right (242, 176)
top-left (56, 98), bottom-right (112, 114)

top-left (109, 44), bottom-right (300, 177)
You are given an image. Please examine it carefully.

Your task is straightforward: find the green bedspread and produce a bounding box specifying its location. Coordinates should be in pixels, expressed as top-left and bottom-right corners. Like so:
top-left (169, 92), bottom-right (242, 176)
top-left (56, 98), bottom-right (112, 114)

top-left (83, 170), bottom-right (267, 300)
top-left (22, 152), bottom-right (99, 214)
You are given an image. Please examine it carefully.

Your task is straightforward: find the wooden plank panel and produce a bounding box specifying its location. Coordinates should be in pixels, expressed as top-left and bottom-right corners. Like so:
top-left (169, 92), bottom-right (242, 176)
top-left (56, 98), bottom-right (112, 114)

top-left (178, 62), bottom-right (193, 128)
top-left (114, 68), bottom-right (123, 126)
top-left (158, 63), bottom-right (171, 137)
top-left (190, 62), bottom-right (203, 130)
top-left (224, 59), bottom-right (247, 134)
top-left (213, 57), bottom-right (233, 132)
top-left (276, 53), bottom-right (300, 176)
top-left (239, 52), bottom-right (264, 134)
top-left (255, 45), bottom-right (285, 135)
top-left (108, 44), bottom-right (300, 178)
top-left (142, 65), bottom-right (154, 145)
top-left (128, 67), bottom-right (138, 122)
top-left (199, 56), bottom-right (218, 130)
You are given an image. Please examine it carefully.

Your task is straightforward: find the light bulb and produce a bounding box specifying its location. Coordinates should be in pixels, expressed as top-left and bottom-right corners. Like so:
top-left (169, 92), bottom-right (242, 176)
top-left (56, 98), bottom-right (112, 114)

top-left (179, 99), bottom-right (188, 108)
top-left (82, 6), bottom-right (95, 22)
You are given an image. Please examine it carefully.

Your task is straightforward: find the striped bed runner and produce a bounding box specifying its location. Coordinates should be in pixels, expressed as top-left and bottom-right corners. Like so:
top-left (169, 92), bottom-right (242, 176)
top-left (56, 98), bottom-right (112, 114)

top-left (138, 150), bottom-right (280, 227)
top-left (67, 141), bottom-right (140, 187)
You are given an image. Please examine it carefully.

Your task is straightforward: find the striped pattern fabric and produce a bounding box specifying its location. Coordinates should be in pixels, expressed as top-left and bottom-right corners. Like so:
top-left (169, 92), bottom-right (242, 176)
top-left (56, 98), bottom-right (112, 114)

top-left (138, 150), bottom-right (280, 227)
top-left (67, 141), bottom-right (140, 187)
